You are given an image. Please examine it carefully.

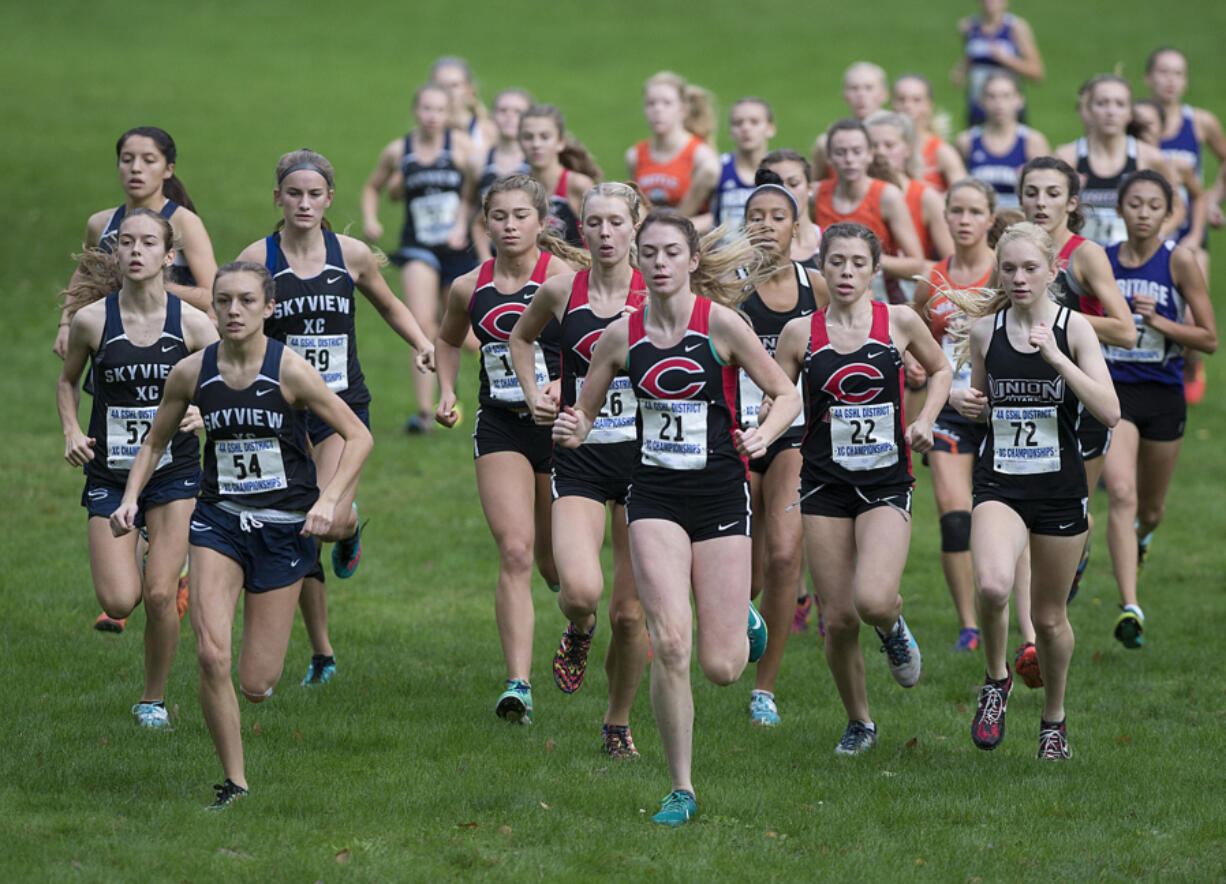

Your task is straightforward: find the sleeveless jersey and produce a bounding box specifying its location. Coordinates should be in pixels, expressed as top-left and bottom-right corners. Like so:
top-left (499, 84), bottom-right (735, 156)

top-left (815, 178), bottom-right (904, 303)
top-left (926, 258), bottom-right (992, 393)
top-left (967, 126), bottom-right (1028, 208)
top-left (976, 306), bottom-right (1086, 499)
top-left (800, 300), bottom-right (912, 487)
top-left (634, 136), bottom-right (702, 208)
top-left (1160, 106), bottom-right (1202, 241)
top-left (627, 296), bottom-right (745, 492)
top-left (964, 15), bottom-right (1023, 115)
top-left (710, 152), bottom-right (755, 228)
top-left (738, 262), bottom-right (818, 438)
top-left (468, 252), bottom-right (560, 410)
top-left (545, 169), bottom-right (583, 248)
top-left (477, 147), bottom-right (529, 203)
top-left (921, 135), bottom-right (949, 192)
top-left (195, 340), bottom-right (318, 512)
top-left (99, 200), bottom-right (195, 287)
top-left (1076, 136), bottom-right (1138, 245)
top-left (85, 292), bottom-right (199, 486)
top-left (1104, 241), bottom-right (1185, 385)
top-left (263, 230), bottom-right (369, 409)
top-left (904, 179), bottom-right (935, 259)
top-left (400, 130), bottom-right (465, 250)
top-left (1050, 235), bottom-right (1102, 317)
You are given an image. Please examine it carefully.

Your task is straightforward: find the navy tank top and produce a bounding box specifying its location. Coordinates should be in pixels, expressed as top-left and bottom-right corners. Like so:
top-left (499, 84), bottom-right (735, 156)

top-left (967, 126), bottom-right (1029, 208)
top-left (400, 130), bottom-right (465, 251)
top-left (1104, 241), bottom-right (1185, 386)
top-left (99, 200), bottom-right (195, 287)
top-left (709, 153), bottom-right (755, 228)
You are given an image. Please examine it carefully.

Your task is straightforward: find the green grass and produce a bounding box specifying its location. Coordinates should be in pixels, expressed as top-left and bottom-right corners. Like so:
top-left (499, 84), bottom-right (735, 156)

top-left (4, 1), bottom-right (1226, 880)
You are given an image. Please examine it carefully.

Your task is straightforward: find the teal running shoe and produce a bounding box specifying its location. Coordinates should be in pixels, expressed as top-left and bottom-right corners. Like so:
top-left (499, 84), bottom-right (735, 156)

top-left (495, 679), bottom-right (532, 724)
top-left (749, 690), bottom-right (780, 727)
top-left (131, 702), bottom-right (171, 729)
top-left (876, 614), bottom-right (921, 687)
top-left (301, 654), bottom-right (336, 686)
top-left (747, 601), bottom-right (768, 663)
top-left (332, 504), bottom-right (363, 579)
top-left (1114, 606), bottom-right (1144, 649)
top-left (835, 719), bottom-right (878, 756)
top-left (651, 789), bottom-right (697, 827)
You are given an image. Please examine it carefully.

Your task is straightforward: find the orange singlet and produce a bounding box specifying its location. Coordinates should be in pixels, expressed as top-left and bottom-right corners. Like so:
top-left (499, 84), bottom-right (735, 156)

top-left (920, 134), bottom-right (949, 192)
top-left (634, 135), bottom-right (702, 208)
top-left (904, 178), bottom-right (934, 259)
top-left (923, 256), bottom-right (992, 344)
top-left (813, 177), bottom-right (897, 254)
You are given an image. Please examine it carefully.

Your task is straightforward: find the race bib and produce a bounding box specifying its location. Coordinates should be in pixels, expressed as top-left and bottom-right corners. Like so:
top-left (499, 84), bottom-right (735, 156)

top-left (830, 403), bottom-right (898, 471)
top-left (1083, 210), bottom-right (1127, 247)
top-left (287, 333), bottom-right (349, 391)
top-left (215, 438), bottom-right (288, 495)
top-left (1103, 316), bottom-right (1165, 363)
top-left (410, 191), bottom-right (460, 246)
top-left (738, 370), bottom-right (804, 429)
top-left (106, 406), bottom-right (171, 472)
top-left (991, 406), bottom-right (1059, 474)
top-left (482, 341), bottom-right (548, 405)
top-left (640, 399), bottom-right (708, 470)
top-left (579, 376), bottom-right (637, 444)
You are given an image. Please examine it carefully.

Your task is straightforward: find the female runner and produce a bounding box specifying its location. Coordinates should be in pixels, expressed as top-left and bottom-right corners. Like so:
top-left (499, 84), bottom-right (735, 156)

top-left (951, 0), bottom-right (1044, 126)
top-left (111, 261), bottom-right (372, 808)
top-left (814, 120), bottom-right (926, 304)
top-left (950, 223), bottom-right (1119, 760)
top-left (625, 71), bottom-right (720, 217)
top-left (1017, 157), bottom-right (1134, 627)
top-left (707, 97), bottom-right (776, 230)
top-left (429, 56), bottom-right (498, 153)
top-left (1130, 100), bottom-right (1207, 257)
top-left (361, 82), bottom-right (478, 434)
top-left (1054, 76), bottom-right (1182, 246)
top-left (472, 88), bottom-right (533, 261)
top-left (759, 151), bottom-right (822, 268)
top-left (866, 110), bottom-right (955, 262)
top-left (891, 73), bottom-right (967, 192)
top-left (773, 222), bottom-right (952, 755)
top-left (553, 211), bottom-right (793, 826)
top-left (434, 175), bottom-right (585, 722)
top-left (518, 105), bottom-right (599, 249)
top-left (508, 182), bottom-right (650, 757)
top-left (738, 181), bottom-right (829, 727)
top-left (237, 149), bottom-right (435, 686)
top-left (955, 72), bottom-right (1050, 209)
top-left (58, 209), bottom-right (217, 726)
top-left (1101, 171), bottom-right (1216, 649)
top-left (811, 62), bottom-right (890, 182)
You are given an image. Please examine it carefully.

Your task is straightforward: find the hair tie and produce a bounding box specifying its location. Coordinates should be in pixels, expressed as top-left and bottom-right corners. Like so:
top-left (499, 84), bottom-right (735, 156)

top-left (746, 183), bottom-right (799, 218)
top-left (277, 162), bottom-right (332, 186)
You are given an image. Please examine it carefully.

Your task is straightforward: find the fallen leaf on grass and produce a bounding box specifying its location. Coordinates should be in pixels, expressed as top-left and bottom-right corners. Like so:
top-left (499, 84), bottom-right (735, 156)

top-left (71, 861), bottom-right (82, 870)
top-left (765, 831), bottom-right (777, 838)
top-left (539, 801), bottom-right (550, 810)
top-left (544, 739), bottom-right (556, 751)
top-left (294, 731), bottom-right (302, 742)
top-left (252, 722), bottom-right (262, 736)
top-left (99, 737), bottom-right (109, 747)
top-left (904, 737), bottom-right (917, 750)
top-left (335, 848), bottom-right (350, 864)
top-left (1092, 651), bottom-right (1103, 663)
top-left (955, 704), bottom-right (968, 715)
top-left (1196, 428), bottom-right (1209, 441)
top-left (882, 771), bottom-right (896, 777)
top-left (458, 764), bottom-right (467, 773)
top-left (457, 822), bottom-right (479, 828)
top-left (915, 858), bottom-right (925, 865)
top-left (497, 825), bottom-right (512, 836)
top-left (1116, 734), bottom-right (1131, 743)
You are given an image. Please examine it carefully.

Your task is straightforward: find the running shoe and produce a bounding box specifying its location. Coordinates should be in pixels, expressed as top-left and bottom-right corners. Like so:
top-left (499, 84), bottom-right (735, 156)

top-left (953, 627), bottom-right (980, 652)
top-left (176, 564), bottom-right (190, 620)
top-left (552, 619), bottom-right (594, 693)
top-left (970, 669), bottom-right (1013, 750)
top-left (300, 654), bottom-right (336, 686)
top-left (747, 601), bottom-right (768, 663)
top-left (835, 719), bottom-right (878, 756)
top-left (1114, 605), bottom-right (1144, 649)
top-left (791, 596), bottom-right (812, 633)
top-left (749, 690), bottom-right (780, 727)
top-left (601, 724), bottom-right (639, 759)
top-left (205, 778), bottom-right (248, 811)
top-left (1037, 719), bottom-right (1071, 761)
top-left (131, 702), bottom-right (171, 730)
top-left (1136, 526), bottom-right (1152, 571)
top-left (651, 789), bottom-right (697, 827)
top-left (1068, 538), bottom-right (1091, 603)
top-left (495, 679), bottom-right (532, 724)
top-left (94, 612), bottom-right (126, 633)
top-left (1014, 642), bottom-right (1043, 689)
top-left (1185, 360), bottom-right (1206, 406)
top-left (331, 505), bottom-right (363, 579)
top-left (876, 615), bottom-right (921, 687)
top-left (404, 413), bottom-right (434, 435)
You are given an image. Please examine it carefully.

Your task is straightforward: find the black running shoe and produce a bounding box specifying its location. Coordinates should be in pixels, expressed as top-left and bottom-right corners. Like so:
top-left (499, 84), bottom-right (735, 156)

top-left (971, 669), bottom-right (1013, 750)
top-left (1037, 719), bottom-right (1070, 760)
top-left (206, 778), bottom-right (248, 811)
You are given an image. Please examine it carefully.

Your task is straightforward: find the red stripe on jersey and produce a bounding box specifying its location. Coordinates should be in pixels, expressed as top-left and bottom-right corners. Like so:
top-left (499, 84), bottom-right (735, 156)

top-left (868, 300), bottom-right (891, 345)
top-left (555, 169), bottom-right (569, 199)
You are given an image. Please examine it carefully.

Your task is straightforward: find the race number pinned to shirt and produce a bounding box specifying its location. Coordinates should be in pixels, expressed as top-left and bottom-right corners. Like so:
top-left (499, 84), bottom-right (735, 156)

top-left (215, 438), bottom-right (288, 495)
top-left (739, 370), bottom-right (804, 429)
top-left (410, 191), bottom-right (460, 246)
top-left (830, 403), bottom-right (898, 471)
top-left (579, 376), bottom-right (637, 444)
top-left (106, 406), bottom-right (171, 471)
top-left (287, 334), bottom-right (349, 391)
top-left (1103, 316), bottom-right (1165, 364)
top-left (991, 406), bottom-right (1059, 474)
top-left (640, 399), bottom-right (707, 470)
top-left (482, 341), bottom-right (548, 405)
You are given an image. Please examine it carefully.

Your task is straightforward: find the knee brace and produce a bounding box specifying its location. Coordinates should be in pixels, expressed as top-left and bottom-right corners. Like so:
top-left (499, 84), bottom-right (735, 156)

top-left (939, 510), bottom-right (972, 553)
top-left (240, 684), bottom-right (274, 702)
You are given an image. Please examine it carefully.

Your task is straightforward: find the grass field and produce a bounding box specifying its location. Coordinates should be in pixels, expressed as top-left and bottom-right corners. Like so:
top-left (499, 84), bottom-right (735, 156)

top-left (4, 1), bottom-right (1226, 880)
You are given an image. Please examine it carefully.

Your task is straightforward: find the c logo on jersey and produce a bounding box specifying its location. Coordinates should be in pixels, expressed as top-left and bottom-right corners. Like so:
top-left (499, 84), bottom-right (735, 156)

top-left (477, 302), bottom-right (527, 341)
top-left (572, 329), bottom-right (604, 364)
top-left (640, 357), bottom-right (705, 399)
top-left (822, 363), bottom-right (885, 405)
